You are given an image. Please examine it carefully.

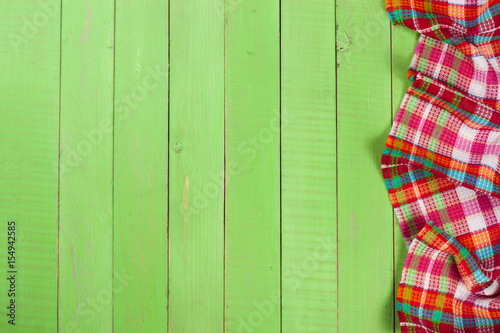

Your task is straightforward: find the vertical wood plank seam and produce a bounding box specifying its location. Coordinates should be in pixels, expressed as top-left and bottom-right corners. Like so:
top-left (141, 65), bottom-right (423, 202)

top-left (57, 0), bottom-right (63, 331)
top-left (334, 1), bottom-right (339, 331)
top-left (112, 0), bottom-right (117, 331)
top-left (167, 0), bottom-right (172, 330)
top-left (279, 0), bottom-right (283, 331)
top-left (223, 0), bottom-right (227, 330)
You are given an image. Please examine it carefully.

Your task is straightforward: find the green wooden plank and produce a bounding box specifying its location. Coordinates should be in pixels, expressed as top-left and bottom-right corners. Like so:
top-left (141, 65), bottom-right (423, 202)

top-left (168, 0), bottom-right (224, 331)
top-left (224, 1), bottom-right (281, 332)
top-left (0, 1), bottom-right (60, 331)
top-left (113, 0), bottom-right (169, 331)
top-left (336, 0), bottom-right (394, 331)
top-left (58, 1), bottom-right (114, 332)
top-left (281, 1), bottom-right (337, 332)
top-left (390, 25), bottom-right (419, 333)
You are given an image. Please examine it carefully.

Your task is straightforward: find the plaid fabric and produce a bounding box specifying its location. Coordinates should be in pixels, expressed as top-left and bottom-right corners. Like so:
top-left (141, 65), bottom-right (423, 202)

top-left (410, 35), bottom-right (500, 107)
top-left (383, 1), bottom-right (500, 332)
top-left (387, 0), bottom-right (500, 58)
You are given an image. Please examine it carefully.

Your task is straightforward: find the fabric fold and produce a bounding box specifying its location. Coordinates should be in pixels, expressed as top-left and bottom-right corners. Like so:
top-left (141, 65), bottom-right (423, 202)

top-left (382, 0), bottom-right (500, 331)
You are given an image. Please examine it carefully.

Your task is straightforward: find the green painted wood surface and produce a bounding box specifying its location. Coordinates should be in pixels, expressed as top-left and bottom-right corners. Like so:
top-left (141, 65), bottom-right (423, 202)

top-left (224, 1), bottom-right (281, 332)
top-left (59, 1), bottom-right (114, 332)
top-left (0, 1), bottom-right (419, 332)
top-left (337, 0), bottom-right (395, 331)
top-left (113, 0), bottom-right (169, 331)
top-left (281, 1), bottom-right (337, 332)
top-left (169, 0), bottom-right (225, 332)
top-left (0, 1), bottom-right (60, 332)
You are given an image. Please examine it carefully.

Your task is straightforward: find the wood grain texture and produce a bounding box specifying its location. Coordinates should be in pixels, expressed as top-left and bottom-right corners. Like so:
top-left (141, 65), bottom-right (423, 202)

top-left (224, 0), bottom-right (281, 331)
top-left (281, 1), bottom-right (337, 332)
top-left (0, 1), bottom-right (61, 332)
top-left (390, 25), bottom-right (419, 333)
top-left (0, 1), bottom-right (424, 331)
top-left (168, 0), bottom-right (225, 332)
top-left (113, 0), bottom-right (169, 331)
top-left (59, 0), bottom-right (114, 332)
top-left (336, 0), bottom-right (394, 331)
